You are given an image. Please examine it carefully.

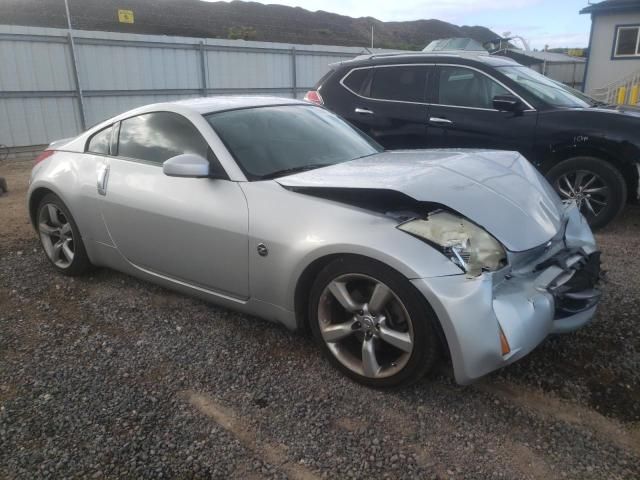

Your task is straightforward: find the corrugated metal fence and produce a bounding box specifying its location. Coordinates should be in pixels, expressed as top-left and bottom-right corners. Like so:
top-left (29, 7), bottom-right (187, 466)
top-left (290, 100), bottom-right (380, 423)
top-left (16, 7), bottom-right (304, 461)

top-left (0, 25), bottom-right (394, 148)
top-left (529, 61), bottom-right (586, 89)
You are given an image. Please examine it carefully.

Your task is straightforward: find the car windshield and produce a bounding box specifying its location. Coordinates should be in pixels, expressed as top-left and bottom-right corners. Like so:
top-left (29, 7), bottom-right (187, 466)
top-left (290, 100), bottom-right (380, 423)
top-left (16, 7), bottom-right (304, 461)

top-left (496, 65), bottom-right (596, 108)
top-left (205, 105), bottom-right (382, 180)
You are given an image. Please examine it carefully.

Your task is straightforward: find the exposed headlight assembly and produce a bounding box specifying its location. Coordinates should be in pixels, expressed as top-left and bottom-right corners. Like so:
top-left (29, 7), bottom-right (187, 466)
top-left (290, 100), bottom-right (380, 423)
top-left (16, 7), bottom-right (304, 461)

top-left (398, 211), bottom-right (506, 277)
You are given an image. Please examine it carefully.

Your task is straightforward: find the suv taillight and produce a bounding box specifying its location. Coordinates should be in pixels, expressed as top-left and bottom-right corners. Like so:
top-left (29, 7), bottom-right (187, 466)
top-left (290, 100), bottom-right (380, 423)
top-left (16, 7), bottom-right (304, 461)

top-left (34, 150), bottom-right (54, 166)
top-left (304, 90), bottom-right (324, 105)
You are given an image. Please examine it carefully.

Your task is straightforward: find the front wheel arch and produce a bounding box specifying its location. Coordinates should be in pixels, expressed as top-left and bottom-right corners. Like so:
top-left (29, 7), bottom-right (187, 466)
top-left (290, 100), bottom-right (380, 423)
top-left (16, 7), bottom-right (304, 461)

top-left (294, 253), bottom-right (449, 350)
top-left (306, 254), bottom-right (445, 387)
top-left (541, 147), bottom-right (638, 203)
top-left (545, 155), bottom-right (628, 229)
top-left (294, 253), bottom-right (343, 332)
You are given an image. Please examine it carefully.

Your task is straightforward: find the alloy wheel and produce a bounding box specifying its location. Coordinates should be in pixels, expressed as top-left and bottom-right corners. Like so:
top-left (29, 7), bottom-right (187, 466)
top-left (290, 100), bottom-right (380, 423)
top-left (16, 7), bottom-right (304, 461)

top-left (38, 203), bottom-right (75, 269)
top-left (554, 170), bottom-right (610, 219)
top-left (317, 273), bottom-right (414, 379)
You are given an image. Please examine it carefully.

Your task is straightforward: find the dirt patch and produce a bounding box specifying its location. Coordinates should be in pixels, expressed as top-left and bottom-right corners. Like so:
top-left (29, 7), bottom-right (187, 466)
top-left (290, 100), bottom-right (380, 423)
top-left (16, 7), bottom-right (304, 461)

top-left (333, 416), bottom-right (366, 432)
top-left (183, 390), bottom-right (321, 480)
top-left (477, 380), bottom-right (640, 455)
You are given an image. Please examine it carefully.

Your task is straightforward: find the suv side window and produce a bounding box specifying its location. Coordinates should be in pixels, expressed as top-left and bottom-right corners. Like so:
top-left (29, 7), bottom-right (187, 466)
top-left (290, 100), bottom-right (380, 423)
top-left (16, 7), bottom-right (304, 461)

top-left (370, 66), bottom-right (429, 103)
top-left (117, 111), bottom-right (209, 164)
top-left (437, 66), bottom-right (509, 109)
top-left (342, 68), bottom-right (371, 95)
top-left (87, 125), bottom-right (113, 155)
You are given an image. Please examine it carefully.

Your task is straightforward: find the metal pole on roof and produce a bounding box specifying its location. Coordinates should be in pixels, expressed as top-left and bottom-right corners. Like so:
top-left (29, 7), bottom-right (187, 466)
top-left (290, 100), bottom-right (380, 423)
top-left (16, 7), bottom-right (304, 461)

top-left (199, 41), bottom-right (208, 97)
top-left (64, 0), bottom-right (87, 130)
top-left (291, 47), bottom-right (297, 98)
top-left (371, 25), bottom-right (374, 49)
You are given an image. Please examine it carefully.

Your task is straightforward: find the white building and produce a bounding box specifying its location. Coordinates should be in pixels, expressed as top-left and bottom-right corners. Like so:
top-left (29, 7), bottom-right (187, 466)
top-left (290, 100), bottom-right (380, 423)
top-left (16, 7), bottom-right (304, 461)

top-left (581, 0), bottom-right (640, 104)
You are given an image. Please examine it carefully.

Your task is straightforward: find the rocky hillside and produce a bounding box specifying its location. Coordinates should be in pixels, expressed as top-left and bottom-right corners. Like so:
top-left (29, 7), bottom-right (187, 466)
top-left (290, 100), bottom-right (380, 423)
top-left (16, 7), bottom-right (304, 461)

top-left (0, 0), bottom-right (500, 50)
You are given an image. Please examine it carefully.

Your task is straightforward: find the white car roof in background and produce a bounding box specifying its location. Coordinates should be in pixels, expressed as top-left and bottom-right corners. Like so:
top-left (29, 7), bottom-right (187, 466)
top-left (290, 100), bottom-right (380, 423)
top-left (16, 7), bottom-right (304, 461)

top-left (171, 96), bottom-right (307, 114)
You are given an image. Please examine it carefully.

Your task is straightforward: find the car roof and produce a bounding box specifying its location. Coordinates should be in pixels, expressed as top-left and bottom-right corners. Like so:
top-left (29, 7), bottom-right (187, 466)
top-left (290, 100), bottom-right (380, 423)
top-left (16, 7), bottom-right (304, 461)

top-left (333, 52), bottom-right (520, 69)
top-left (66, 95), bottom-right (310, 159)
top-left (169, 95), bottom-right (306, 114)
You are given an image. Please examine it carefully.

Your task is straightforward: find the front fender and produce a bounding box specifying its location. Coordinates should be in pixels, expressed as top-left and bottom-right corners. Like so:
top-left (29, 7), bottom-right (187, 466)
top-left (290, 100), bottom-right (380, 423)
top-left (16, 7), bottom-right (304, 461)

top-left (535, 110), bottom-right (640, 173)
top-left (241, 182), bottom-right (462, 316)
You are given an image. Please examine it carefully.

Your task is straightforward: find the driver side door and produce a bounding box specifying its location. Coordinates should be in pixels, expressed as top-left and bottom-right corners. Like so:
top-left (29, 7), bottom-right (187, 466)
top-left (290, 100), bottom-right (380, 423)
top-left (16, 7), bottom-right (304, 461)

top-left (98, 111), bottom-right (249, 299)
top-left (426, 65), bottom-right (538, 160)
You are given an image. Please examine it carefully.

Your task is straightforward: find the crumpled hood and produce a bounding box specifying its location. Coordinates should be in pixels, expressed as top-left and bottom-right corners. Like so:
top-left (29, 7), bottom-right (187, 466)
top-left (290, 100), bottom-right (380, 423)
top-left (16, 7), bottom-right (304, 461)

top-left (277, 149), bottom-right (564, 252)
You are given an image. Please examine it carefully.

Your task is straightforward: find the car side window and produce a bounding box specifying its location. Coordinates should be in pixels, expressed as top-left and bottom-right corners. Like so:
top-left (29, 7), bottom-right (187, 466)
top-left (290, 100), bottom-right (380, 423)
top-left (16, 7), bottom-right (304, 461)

top-left (342, 68), bottom-right (371, 95)
top-left (117, 111), bottom-right (209, 164)
top-left (87, 125), bottom-right (113, 155)
top-left (370, 66), bottom-right (429, 103)
top-left (437, 66), bottom-right (509, 109)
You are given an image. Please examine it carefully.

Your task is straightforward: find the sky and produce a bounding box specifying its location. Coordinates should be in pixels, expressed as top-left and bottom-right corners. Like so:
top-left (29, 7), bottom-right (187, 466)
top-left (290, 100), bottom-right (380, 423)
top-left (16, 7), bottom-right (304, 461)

top-left (212, 0), bottom-right (593, 49)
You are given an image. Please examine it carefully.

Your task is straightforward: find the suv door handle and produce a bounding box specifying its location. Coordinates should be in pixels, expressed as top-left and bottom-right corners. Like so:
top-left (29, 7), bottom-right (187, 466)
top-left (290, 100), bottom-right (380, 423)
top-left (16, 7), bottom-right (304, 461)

top-left (97, 163), bottom-right (110, 196)
top-left (355, 108), bottom-right (374, 115)
top-left (429, 117), bottom-right (453, 126)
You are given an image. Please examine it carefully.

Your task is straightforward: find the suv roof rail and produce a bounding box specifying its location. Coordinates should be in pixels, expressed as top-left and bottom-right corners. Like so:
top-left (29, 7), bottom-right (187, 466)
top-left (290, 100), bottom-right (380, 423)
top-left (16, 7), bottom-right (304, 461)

top-left (349, 50), bottom-right (491, 62)
top-left (329, 50), bottom-right (514, 70)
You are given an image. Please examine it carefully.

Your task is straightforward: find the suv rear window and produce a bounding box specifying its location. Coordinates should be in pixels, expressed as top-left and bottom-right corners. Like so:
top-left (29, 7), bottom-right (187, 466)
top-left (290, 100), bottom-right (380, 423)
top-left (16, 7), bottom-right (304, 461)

top-left (370, 66), bottom-right (429, 103)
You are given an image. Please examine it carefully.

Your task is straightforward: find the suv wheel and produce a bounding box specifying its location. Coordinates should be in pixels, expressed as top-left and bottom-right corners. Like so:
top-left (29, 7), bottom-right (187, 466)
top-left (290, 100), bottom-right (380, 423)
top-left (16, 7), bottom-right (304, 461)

top-left (546, 156), bottom-right (627, 230)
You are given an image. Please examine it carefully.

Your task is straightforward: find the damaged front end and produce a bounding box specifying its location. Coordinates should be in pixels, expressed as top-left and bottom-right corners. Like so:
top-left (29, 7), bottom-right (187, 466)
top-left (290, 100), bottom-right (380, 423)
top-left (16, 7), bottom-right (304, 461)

top-left (533, 247), bottom-right (603, 331)
top-left (276, 150), bottom-right (602, 383)
top-left (407, 202), bottom-right (602, 384)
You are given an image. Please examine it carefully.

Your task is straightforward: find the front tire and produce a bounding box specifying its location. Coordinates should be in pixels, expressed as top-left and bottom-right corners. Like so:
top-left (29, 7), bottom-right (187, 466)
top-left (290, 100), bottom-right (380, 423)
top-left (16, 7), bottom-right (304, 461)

top-left (36, 193), bottom-right (92, 276)
top-left (546, 156), bottom-right (627, 230)
top-left (309, 256), bottom-right (441, 388)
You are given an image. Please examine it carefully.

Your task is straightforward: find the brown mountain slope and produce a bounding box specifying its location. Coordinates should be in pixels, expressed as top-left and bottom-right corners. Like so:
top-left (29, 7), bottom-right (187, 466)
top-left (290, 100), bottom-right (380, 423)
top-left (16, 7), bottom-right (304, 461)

top-left (0, 0), bottom-right (499, 50)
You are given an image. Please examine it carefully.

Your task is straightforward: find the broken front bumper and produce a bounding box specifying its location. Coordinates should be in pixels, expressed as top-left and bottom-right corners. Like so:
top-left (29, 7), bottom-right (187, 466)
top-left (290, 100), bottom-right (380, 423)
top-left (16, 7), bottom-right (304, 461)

top-left (412, 206), bottom-right (601, 384)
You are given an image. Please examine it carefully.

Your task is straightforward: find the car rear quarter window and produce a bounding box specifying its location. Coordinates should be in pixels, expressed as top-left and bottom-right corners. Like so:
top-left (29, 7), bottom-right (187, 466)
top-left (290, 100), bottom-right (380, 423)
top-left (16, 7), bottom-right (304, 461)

top-left (87, 125), bottom-right (113, 155)
top-left (117, 112), bottom-right (209, 164)
top-left (342, 68), bottom-right (371, 95)
top-left (437, 66), bottom-right (509, 109)
top-left (370, 66), bottom-right (429, 103)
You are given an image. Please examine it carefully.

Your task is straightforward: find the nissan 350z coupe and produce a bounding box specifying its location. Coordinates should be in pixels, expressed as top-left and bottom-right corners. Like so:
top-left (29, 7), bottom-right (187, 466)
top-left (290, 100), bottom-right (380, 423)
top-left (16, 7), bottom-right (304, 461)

top-left (28, 97), bottom-right (602, 387)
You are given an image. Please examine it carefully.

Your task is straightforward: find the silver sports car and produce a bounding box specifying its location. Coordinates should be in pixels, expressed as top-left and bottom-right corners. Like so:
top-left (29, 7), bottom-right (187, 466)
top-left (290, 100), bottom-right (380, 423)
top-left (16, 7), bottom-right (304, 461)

top-left (28, 96), bottom-right (602, 387)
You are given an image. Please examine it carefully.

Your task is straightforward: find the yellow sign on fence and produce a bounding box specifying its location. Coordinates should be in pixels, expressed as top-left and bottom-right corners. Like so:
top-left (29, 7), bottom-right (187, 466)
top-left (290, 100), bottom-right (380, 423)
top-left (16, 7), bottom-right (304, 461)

top-left (118, 9), bottom-right (134, 24)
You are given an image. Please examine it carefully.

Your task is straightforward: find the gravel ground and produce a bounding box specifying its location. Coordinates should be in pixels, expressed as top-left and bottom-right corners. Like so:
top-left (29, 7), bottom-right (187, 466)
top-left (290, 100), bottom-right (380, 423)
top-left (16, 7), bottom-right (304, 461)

top-left (1, 160), bottom-right (639, 479)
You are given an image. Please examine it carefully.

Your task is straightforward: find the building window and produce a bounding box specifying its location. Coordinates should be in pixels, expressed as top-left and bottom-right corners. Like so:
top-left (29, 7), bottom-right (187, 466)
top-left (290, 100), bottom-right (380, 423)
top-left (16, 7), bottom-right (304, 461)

top-left (614, 25), bottom-right (640, 58)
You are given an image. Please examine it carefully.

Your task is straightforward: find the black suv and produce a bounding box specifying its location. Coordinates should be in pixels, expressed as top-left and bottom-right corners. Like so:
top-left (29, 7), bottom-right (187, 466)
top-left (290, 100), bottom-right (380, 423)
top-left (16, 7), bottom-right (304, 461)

top-left (307, 52), bottom-right (640, 229)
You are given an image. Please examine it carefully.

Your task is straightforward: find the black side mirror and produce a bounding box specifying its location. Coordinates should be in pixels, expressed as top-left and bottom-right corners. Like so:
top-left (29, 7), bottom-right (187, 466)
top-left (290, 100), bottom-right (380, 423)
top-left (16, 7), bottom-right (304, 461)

top-left (493, 94), bottom-right (524, 113)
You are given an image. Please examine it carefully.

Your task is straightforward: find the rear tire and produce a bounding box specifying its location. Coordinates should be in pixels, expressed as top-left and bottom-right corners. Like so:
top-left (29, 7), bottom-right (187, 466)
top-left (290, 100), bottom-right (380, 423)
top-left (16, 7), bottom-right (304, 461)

top-left (545, 156), bottom-right (626, 230)
top-left (36, 193), bottom-right (92, 276)
top-left (309, 256), bottom-right (441, 388)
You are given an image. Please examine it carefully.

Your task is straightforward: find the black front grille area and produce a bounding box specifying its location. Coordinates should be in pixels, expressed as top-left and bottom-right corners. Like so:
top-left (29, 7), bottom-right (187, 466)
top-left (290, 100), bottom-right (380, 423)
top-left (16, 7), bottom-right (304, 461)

top-left (543, 251), bottom-right (603, 319)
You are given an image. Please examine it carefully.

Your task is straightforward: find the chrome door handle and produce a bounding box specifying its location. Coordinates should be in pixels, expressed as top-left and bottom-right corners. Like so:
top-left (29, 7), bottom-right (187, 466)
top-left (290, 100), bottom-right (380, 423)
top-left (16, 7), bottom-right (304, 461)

top-left (429, 117), bottom-right (453, 125)
top-left (355, 108), bottom-right (374, 115)
top-left (97, 163), bottom-right (110, 196)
